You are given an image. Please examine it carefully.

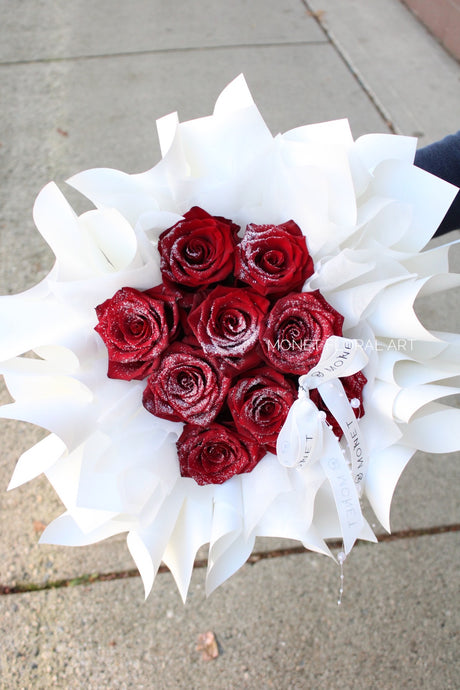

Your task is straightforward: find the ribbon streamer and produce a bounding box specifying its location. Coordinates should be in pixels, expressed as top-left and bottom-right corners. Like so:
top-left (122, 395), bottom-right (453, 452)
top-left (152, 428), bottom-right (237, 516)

top-left (277, 336), bottom-right (369, 552)
top-left (316, 379), bottom-right (368, 494)
top-left (319, 430), bottom-right (364, 555)
top-left (299, 336), bottom-right (369, 490)
top-left (299, 336), bottom-right (368, 387)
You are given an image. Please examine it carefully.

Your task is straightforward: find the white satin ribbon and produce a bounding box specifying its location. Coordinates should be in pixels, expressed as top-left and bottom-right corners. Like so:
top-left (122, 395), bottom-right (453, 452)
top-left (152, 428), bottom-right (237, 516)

top-left (276, 393), bottom-right (325, 469)
top-left (299, 336), bottom-right (368, 388)
top-left (315, 379), bottom-right (367, 493)
top-left (319, 431), bottom-right (364, 555)
top-left (276, 336), bottom-right (369, 553)
top-left (299, 336), bottom-right (369, 493)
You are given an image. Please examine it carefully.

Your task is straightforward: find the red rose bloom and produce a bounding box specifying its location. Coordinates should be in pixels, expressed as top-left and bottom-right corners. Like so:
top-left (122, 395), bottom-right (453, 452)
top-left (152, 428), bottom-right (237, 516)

top-left (158, 206), bottom-right (239, 289)
top-left (309, 371), bottom-right (367, 439)
top-left (177, 423), bottom-right (265, 485)
top-left (235, 220), bottom-right (314, 296)
top-left (227, 367), bottom-right (297, 453)
top-left (188, 285), bottom-right (269, 373)
top-left (95, 286), bottom-right (179, 380)
top-left (143, 342), bottom-right (231, 426)
top-left (259, 290), bottom-right (344, 374)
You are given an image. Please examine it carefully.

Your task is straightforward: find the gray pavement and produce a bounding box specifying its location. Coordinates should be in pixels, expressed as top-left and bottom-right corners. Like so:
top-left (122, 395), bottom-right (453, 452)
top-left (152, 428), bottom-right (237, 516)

top-left (0, 1), bottom-right (459, 688)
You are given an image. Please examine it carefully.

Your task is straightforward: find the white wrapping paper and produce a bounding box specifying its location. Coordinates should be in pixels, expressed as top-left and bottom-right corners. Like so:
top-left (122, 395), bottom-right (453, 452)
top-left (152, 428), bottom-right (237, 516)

top-left (1, 75), bottom-right (459, 600)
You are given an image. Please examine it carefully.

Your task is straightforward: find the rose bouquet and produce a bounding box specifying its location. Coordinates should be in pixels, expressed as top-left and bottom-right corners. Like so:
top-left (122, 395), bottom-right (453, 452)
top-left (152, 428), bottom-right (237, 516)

top-left (2, 75), bottom-right (460, 601)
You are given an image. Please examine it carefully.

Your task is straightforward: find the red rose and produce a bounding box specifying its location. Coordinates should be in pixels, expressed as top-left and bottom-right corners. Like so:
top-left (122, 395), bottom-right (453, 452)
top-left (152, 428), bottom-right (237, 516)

top-left (309, 371), bottom-right (367, 439)
top-left (177, 423), bottom-right (265, 485)
top-left (95, 286), bottom-right (179, 380)
top-left (259, 291), bottom-right (344, 374)
top-left (227, 367), bottom-right (297, 453)
top-left (188, 286), bottom-right (269, 373)
top-left (235, 220), bottom-right (314, 296)
top-left (158, 207), bottom-right (239, 289)
top-left (142, 343), bottom-right (231, 426)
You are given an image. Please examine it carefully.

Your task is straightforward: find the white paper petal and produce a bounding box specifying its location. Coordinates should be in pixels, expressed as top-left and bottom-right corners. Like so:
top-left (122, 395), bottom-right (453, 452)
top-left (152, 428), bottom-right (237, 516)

top-left (394, 383), bottom-right (460, 423)
top-left (368, 160), bottom-right (458, 251)
top-left (206, 477), bottom-right (257, 596)
top-left (401, 403), bottom-right (460, 453)
top-left (0, 376), bottom-right (93, 450)
top-left (77, 208), bottom-right (138, 272)
top-left (127, 484), bottom-right (186, 598)
top-left (67, 168), bottom-right (159, 226)
top-left (402, 238), bottom-right (460, 276)
top-left (213, 73), bottom-right (255, 114)
top-left (156, 111), bottom-right (179, 157)
top-left (282, 119), bottom-right (356, 228)
top-left (353, 133), bottom-right (417, 173)
top-left (7, 433), bottom-right (67, 490)
top-left (40, 512), bottom-right (130, 546)
top-left (206, 532), bottom-right (255, 597)
top-left (0, 292), bottom-right (78, 360)
top-left (394, 357), bottom-right (460, 387)
top-left (162, 482), bottom-right (214, 602)
top-left (365, 444), bottom-right (416, 532)
top-left (241, 453), bottom-right (292, 538)
top-left (255, 463), bottom-right (327, 551)
top-left (367, 277), bottom-right (448, 341)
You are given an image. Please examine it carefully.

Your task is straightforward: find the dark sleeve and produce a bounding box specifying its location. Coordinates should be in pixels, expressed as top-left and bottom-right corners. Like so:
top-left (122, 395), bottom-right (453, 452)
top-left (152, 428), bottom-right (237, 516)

top-left (414, 131), bottom-right (460, 236)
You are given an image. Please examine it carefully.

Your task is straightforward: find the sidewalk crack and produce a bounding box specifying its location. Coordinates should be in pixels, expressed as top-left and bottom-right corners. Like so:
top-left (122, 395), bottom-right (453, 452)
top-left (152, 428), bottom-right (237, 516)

top-left (1, 523), bottom-right (458, 595)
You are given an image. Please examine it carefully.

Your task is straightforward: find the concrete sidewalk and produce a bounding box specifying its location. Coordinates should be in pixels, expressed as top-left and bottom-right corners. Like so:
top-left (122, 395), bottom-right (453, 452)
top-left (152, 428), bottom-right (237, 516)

top-left (0, 1), bottom-right (459, 688)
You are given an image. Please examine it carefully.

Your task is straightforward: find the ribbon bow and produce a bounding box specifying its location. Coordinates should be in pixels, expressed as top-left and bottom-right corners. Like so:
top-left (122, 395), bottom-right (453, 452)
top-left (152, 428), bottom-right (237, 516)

top-left (276, 336), bottom-right (369, 555)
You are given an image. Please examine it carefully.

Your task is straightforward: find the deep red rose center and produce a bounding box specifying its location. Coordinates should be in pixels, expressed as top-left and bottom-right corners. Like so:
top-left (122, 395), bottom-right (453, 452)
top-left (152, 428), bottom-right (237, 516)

top-left (205, 443), bottom-right (230, 464)
top-left (280, 317), bottom-right (305, 341)
top-left (184, 238), bottom-right (212, 265)
top-left (176, 368), bottom-right (202, 393)
top-left (258, 399), bottom-right (276, 419)
top-left (126, 315), bottom-right (148, 336)
top-left (219, 308), bottom-right (248, 336)
top-left (258, 248), bottom-right (285, 273)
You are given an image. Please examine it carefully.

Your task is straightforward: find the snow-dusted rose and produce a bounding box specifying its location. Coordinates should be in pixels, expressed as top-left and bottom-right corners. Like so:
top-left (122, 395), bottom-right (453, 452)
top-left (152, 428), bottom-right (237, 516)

top-left (177, 423), bottom-right (264, 485)
top-left (259, 290), bottom-right (344, 374)
top-left (95, 286), bottom-right (179, 380)
top-left (158, 206), bottom-right (239, 290)
top-left (235, 220), bottom-right (314, 296)
top-left (142, 342), bottom-right (231, 426)
top-left (188, 285), bottom-right (269, 373)
top-left (227, 367), bottom-right (297, 453)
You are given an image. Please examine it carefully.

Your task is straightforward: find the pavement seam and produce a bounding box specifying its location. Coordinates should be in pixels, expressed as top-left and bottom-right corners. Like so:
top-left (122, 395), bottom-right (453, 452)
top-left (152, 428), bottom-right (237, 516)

top-left (300, 0), bottom-right (398, 133)
top-left (0, 40), bottom-right (330, 68)
top-left (1, 523), bottom-right (458, 596)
